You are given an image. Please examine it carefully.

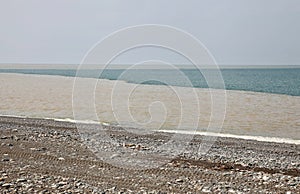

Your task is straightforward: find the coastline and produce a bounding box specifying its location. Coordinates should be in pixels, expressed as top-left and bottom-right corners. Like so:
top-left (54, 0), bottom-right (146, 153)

top-left (1, 73), bottom-right (300, 140)
top-left (2, 113), bottom-right (300, 145)
top-left (0, 116), bottom-right (299, 193)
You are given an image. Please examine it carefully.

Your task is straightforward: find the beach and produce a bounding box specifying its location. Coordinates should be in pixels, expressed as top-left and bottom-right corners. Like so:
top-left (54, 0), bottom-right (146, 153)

top-left (0, 73), bottom-right (300, 193)
top-left (1, 0), bottom-right (300, 192)
top-left (0, 116), bottom-right (299, 193)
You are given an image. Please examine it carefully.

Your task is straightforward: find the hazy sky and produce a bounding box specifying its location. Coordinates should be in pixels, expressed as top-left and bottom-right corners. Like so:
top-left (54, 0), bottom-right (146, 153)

top-left (0, 0), bottom-right (299, 65)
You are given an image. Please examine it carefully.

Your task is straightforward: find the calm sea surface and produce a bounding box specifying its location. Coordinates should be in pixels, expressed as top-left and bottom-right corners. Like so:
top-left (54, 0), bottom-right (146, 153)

top-left (0, 69), bottom-right (299, 141)
top-left (0, 68), bottom-right (299, 96)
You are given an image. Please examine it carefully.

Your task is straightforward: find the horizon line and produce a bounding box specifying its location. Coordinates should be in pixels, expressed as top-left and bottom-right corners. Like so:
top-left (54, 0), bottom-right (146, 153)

top-left (0, 63), bottom-right (300, 70)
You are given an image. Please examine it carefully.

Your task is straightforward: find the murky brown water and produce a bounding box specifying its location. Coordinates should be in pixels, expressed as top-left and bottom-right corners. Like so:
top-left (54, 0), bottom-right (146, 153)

top-left (0, 73), bottom-right (299, 140)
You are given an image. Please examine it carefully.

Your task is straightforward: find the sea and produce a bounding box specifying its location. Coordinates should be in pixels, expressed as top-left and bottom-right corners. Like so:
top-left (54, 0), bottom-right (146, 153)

top-left (0, 68), bottom-right (300, 96)
top-left (0, 68), bottom-right (299, 143)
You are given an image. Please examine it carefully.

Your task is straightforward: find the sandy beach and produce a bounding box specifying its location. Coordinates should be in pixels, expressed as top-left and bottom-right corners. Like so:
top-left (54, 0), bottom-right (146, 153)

top-left (0, 116), bottom-right (299, 193)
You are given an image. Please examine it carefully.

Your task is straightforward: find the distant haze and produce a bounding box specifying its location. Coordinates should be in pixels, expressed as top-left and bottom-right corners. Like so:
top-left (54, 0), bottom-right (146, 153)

top-left (0, 0), bottom-right (299, 66)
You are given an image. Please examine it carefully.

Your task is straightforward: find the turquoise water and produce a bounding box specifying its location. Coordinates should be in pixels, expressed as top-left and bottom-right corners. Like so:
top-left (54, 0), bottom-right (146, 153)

top-left (0, 68), bottom-right (300, 96)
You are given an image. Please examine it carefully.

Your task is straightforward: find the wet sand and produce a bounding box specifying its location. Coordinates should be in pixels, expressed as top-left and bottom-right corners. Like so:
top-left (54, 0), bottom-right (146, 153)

top-left (0, 116), bottom-right (299, 193)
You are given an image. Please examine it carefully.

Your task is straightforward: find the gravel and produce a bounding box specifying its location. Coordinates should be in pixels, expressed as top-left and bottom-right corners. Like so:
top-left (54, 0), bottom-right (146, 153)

top-left (0, 116), bottom-right (299, 193)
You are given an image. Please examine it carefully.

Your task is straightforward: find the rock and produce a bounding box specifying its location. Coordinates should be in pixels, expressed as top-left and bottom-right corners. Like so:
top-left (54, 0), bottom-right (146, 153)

top-left (12, 129), bottom-right (18, 132)
top-left (37, 147), bottom-right (47, 151)
top-left (110, 154), bottom-right (120, 159)
top-left (17, 178), bottom-right (27, 183)
top-left (58, 157), bottom-right (65, 161)
top-left (2, 183), bottom-right (12, 188)
top-left (124, 143), bottom-right (136, 148)
top-left (107, 186), bottom-right (116, 192)
top-left (288, 182), bottom-right (297, 186)
top-left (202, 187), bottom-right (211, 193)
top-left (262, 175), bottom-right (269, 181)
top-left (57, 181), bottom-right (68, 186)
top-left (176, 179), bottom-right (184, 183)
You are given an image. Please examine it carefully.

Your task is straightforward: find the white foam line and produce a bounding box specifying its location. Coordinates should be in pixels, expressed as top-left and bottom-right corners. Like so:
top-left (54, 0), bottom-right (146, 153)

top-left (158, 129), bottom-right (300, 145)
top-left (1, 114), bottom-right (299, 145)
top-left (47, 118), bottom-right (113, 126)
top-left (0, 114), bottom-right (109, 126)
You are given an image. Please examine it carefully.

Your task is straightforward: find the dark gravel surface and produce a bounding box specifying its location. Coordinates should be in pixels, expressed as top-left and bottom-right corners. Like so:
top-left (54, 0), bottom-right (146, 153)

top-left (0, 116), bottom-right (299, 193)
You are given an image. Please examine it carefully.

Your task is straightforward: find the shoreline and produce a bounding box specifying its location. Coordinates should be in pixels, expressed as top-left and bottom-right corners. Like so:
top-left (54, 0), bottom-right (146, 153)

top-left (0, 116), bottom-right (299, 192)
top-left (2, 114), bottom-right (300, 145)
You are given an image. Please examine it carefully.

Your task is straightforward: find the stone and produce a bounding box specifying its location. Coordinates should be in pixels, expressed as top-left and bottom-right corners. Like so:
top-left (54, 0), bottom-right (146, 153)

top-left (57, 181), bottom-right (68, 186)
top-left (38, 147), bottom-right (47, 151)
top-left (12, 129), bottom-right (18, 132)
top-left (202, 187), bottom-right (211, 193)
top-left (262, 175), bottom-right (269, 181)
top-left (2, 183), bottom-right (12, 188)
top-left (176, 179), bottom-right (184, 183)
top-left (110, 154), bottom-right (120, 159)
top-left (17, 178), bottom-right (27, 183)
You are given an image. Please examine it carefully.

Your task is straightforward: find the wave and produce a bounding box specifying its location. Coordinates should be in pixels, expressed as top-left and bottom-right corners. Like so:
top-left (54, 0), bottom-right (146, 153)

top-left (1, 114), bottom-right (299, 145)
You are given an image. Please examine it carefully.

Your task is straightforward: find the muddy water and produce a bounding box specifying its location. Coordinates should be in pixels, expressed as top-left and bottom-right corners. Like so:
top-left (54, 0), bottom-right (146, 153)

top-left (0, 73), bottom-right (299, 140)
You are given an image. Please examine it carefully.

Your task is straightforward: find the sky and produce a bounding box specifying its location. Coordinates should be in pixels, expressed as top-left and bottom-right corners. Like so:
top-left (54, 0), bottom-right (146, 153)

top-left (0, 0), bottom-right (299, 65)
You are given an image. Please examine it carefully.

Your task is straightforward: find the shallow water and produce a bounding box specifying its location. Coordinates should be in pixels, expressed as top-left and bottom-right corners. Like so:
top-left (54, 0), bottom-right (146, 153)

top-left (0, 73), bottom-right (299, 140)
top-left (1, 68), bottom-right (300, 96)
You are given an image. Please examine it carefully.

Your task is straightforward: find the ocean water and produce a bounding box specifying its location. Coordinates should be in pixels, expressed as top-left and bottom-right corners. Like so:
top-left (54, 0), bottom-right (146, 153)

top-left (0, 68), bottom-right (300, 96)
top-left (0, 69), bottom-right (299, 142)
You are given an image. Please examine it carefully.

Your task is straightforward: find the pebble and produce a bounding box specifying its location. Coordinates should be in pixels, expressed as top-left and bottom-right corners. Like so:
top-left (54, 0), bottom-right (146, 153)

top-left (202, 187), bottom-right (211, 193)
top-left (17, 178), bottom-right (27, 183)
top-left (262, 175), bottom-right (269, 181)
top-left (110, 154), bottom-right (120, 159)
top-left (12, 129), bottom-right (18, 132)
top-left (0, 117), bottom-right (299, 193)
top-left (176, 179), bottom-right (184, 183)
top-left (57, 181), bottom-right (68, 186)
top-left (2, 183), bottom-right (12, 188)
